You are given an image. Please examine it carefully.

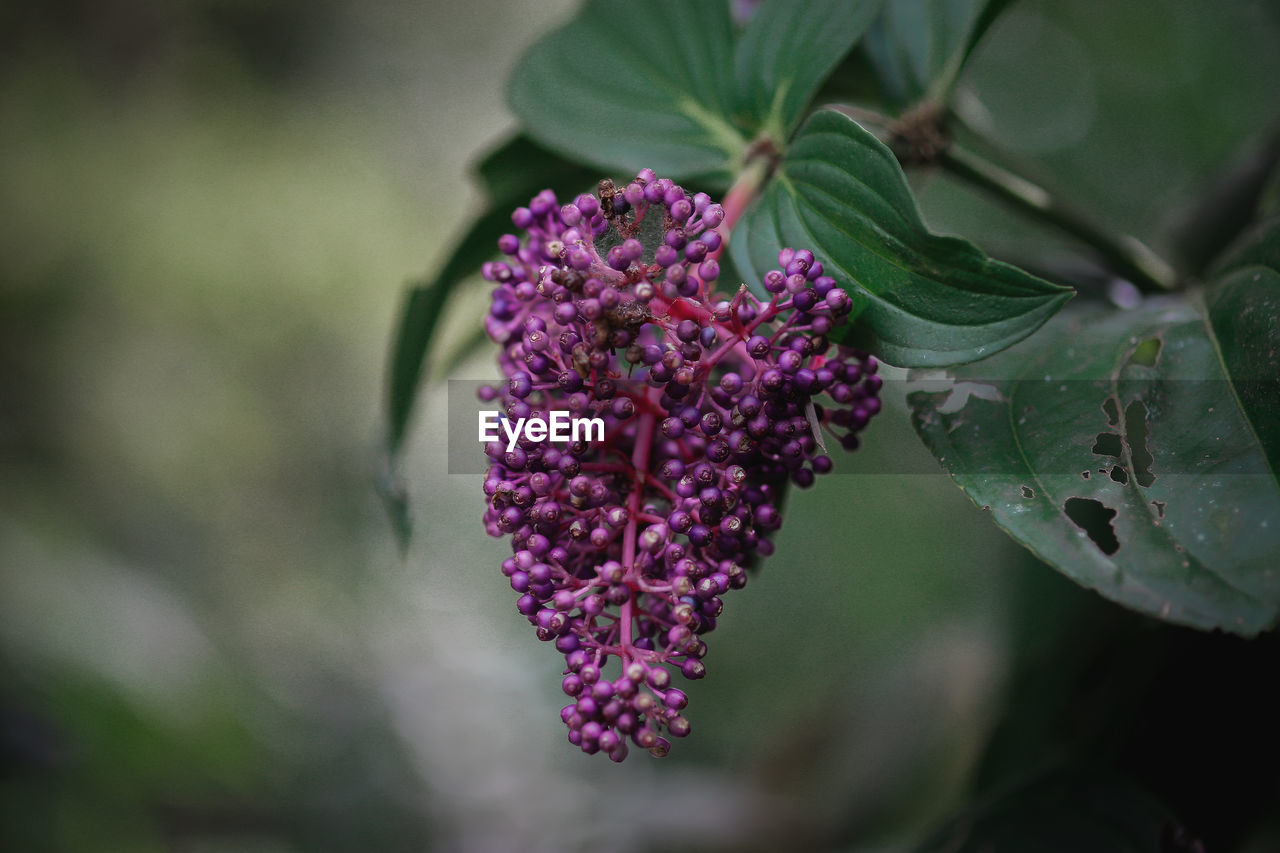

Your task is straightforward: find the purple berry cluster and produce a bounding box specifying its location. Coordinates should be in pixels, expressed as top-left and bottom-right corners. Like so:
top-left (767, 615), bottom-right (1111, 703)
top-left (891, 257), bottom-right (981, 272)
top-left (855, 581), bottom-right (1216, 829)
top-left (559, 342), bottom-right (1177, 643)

top-left (480, 169), bottom-right (882, 761)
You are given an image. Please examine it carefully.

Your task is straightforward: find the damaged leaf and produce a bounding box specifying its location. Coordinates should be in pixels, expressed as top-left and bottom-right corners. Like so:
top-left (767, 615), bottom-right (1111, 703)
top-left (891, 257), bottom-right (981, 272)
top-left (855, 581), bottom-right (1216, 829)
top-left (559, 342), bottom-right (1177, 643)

top-left (908, 296), bottom-right (1280, 635)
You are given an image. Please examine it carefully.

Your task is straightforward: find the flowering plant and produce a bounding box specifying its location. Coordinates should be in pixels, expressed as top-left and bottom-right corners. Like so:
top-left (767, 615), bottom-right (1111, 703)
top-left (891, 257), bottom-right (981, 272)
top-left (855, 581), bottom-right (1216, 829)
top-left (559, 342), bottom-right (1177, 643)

top-left (381, 0), bottom-right (1278, 843)
top-left (478, 170), bottom-right (881, 758)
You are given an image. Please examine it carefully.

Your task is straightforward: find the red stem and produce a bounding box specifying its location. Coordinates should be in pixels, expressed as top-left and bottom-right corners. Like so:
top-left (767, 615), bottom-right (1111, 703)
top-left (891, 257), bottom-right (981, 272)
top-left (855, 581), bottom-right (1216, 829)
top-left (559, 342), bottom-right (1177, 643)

top-left (619, 385), bottom-right (660, 656)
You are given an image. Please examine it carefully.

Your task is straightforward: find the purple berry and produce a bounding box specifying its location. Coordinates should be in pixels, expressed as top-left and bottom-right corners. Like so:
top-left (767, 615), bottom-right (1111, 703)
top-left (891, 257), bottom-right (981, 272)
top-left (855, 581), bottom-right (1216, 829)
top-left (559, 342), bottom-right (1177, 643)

top-left (479, 184), bottom-right (882, 761)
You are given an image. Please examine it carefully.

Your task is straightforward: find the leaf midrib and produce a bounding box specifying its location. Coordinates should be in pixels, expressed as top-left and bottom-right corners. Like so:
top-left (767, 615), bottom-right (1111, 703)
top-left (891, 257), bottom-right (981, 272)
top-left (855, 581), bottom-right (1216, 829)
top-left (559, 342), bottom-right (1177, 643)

top-left (777, 170), bottom-right (1062, 330)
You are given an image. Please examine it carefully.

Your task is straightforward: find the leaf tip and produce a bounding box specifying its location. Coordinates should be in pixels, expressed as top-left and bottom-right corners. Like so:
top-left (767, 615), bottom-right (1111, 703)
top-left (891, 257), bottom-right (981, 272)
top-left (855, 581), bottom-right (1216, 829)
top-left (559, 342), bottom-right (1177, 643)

top-left (376, 452), bottom-right (413, 555)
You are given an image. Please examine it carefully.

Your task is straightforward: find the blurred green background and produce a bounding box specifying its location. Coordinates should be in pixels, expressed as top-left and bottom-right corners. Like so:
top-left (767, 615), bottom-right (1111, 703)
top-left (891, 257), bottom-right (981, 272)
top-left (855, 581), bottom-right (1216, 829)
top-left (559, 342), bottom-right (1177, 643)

top-left (3, 1), bottom-right (1277, 851)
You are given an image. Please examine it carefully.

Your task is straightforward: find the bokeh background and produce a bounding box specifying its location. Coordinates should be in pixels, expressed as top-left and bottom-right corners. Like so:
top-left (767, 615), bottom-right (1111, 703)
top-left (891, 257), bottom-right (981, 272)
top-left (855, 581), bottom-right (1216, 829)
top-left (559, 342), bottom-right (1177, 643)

top-left (3, 1), bottom-right (1278, 851)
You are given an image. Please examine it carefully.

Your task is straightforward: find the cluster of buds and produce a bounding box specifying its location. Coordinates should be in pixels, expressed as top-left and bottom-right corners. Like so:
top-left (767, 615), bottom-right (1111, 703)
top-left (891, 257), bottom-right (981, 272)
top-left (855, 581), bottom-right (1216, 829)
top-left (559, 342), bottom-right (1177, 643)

top-left (480, 170), bottom-right (881, 760)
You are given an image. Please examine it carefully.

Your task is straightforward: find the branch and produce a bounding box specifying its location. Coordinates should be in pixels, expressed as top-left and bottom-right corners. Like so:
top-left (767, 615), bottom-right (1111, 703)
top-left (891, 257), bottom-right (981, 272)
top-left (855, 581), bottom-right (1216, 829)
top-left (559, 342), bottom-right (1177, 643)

top-left (940, 144), bottom-right (1178, 293)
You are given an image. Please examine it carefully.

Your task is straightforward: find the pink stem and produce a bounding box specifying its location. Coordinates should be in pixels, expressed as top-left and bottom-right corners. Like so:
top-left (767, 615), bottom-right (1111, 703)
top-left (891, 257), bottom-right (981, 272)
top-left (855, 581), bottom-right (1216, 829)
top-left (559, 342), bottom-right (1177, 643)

top-left (619, 385), bottom-right (660, 657)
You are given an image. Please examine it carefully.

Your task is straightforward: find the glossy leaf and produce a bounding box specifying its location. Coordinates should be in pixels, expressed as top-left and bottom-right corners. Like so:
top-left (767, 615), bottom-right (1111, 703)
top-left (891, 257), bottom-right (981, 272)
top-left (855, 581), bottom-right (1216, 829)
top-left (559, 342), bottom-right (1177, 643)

top-left (864, 0), bottom-right (1013, 105)
top-left (735, 0), bottom-right (883, 138)
top-left (732, 109), bottom-right (1071, 366)
top-left (909, 292), bottom-right (1280, 635)
top-left (507, 0), bottom-right (746, 184)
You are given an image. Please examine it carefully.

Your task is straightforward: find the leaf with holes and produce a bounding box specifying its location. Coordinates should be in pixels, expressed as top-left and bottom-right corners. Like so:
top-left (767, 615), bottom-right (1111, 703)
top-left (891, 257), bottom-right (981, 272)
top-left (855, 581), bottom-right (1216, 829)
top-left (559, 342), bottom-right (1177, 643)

top-left (735, 0), bottom-right (883, 139)
top-left (507, 0), bottom-right (746, 184)
top-left (909, 291), bottom-right (1280, 635)
top-left (864, 0), bottom-right (1013, 106)
top-left (732, 109), bottom-right (1072, 366)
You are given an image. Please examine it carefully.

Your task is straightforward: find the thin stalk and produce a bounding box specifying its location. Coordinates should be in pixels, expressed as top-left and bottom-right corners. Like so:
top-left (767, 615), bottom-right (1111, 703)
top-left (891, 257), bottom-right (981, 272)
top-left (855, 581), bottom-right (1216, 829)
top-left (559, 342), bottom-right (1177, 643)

top-left (941, 144), bottom-right (1178, 293)
top-left (718, 154), bottom-right (770, 236)
top-left (619, 385), bottom-right (660, 653)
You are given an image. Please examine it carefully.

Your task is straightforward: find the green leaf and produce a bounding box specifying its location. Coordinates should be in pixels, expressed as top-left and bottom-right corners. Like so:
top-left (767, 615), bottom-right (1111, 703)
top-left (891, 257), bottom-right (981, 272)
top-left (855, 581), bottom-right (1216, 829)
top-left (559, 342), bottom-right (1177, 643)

top-left (381, 271), bottom-right (464, 552)
top-left (380, 135), bottom-right (599, 548)
top-left (1200, 218), bottom-right (1280, 547)
top-left (731, 109), bottom-right (1071, 366)
top-left (385, 134), bottom-right (598, 458)
top-left (735, 0), bottom-right (883, 138)
top-left (507, 0), bottom-right (747, 184)
top-left (385, 278), bottom-right (453, 457)
top-left (1204, 266), bottom-right (1280, 475)
top-left (864, 0), bottom-right (1013, 105)
top-left (915, 765), bottom-right (1188, 853)
top-left (908, 293), bottom-right (1280, 635)
top-left (382, 204), bottom-right (522, 460)
top-left (474, 134), bottom-right (605, 213)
